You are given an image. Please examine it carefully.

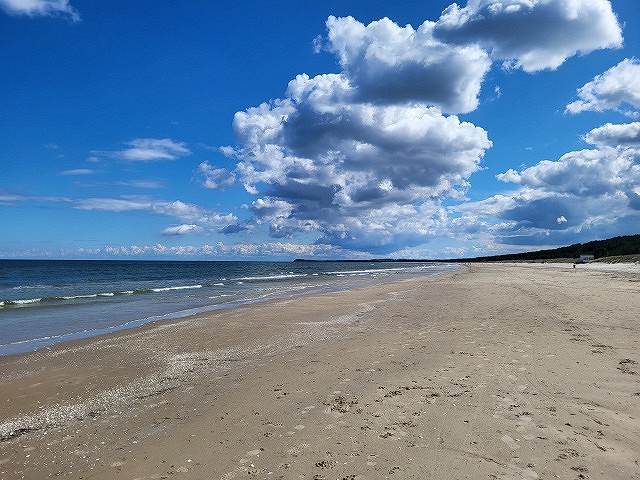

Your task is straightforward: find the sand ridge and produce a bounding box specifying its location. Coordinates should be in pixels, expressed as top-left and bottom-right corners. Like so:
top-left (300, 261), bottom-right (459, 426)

top-left (0, 263), bottom-right (638, 479)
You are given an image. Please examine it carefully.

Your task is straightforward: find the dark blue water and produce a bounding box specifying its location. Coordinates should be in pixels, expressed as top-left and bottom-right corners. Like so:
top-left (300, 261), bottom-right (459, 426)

top-left (0, 260), bottom-right (455, 356)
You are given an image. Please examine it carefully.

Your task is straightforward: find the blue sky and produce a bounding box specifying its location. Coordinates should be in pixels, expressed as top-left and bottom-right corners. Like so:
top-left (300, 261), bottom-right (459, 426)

top-left (1, 0), bottom-right (639, 260)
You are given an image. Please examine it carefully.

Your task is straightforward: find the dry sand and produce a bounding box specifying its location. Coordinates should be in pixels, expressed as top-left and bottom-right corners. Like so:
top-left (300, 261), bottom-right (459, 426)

top-left (0, 263), bottom-right (638, 479)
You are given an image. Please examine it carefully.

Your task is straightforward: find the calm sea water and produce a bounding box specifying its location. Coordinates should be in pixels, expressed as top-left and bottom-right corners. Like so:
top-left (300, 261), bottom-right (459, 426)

top-left (0, 260), bottom-right (455, 356)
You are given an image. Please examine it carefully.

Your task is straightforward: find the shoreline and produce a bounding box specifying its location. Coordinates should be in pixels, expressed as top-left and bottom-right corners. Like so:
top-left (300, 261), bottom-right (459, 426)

top-left (0, 261), bottom-right (455, 358)
top-left (1, 263), bottom-right (639, 479)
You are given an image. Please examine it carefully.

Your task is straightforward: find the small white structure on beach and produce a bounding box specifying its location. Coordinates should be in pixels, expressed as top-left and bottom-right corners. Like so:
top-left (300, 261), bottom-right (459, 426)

top-left (579, 254), bottom-right (594, 263)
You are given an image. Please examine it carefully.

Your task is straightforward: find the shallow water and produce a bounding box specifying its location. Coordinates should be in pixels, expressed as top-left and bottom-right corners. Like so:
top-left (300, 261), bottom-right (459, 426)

top-left (0, 260), bottom-right (456, 355)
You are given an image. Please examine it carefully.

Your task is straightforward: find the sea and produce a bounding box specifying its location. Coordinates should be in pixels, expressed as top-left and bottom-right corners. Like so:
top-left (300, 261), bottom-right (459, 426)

top-left (0, 260), bottom-right (456, 357)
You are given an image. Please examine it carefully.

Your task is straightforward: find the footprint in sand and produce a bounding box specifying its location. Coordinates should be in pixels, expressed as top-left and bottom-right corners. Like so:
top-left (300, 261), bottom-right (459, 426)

top-left (286, 443), bottom-right (310, 457)
top-left (516, 420), bottom-right (531, 432)
top-left (507, 463), bottom-right (539, 479)
top-left (315, 459), bottom-right (337, 469)
top-left (221, 471), bottom-right (239, 480)
top-left (501, 434), bottom-right (520, 450)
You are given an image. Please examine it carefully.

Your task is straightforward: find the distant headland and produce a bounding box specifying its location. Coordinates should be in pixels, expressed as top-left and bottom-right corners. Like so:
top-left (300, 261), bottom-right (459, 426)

top-left (294, 234), bottom-right (640, 264)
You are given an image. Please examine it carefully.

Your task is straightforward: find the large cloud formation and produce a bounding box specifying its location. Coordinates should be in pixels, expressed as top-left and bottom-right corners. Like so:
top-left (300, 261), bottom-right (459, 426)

top-left (490, 55), bottom-right (640, 245)
top-left (434, 0), bottom-right (622, 72)
top-left (481, 145), bottom-right (640, 245)
top-left (193, 12), bottom-right (502, 252)
top-left (463, 55), bottom-right (640, 247)
top-left (208, 15), bottom-right (496, 252)
top-left (199, 1), bottom-right (625, 254)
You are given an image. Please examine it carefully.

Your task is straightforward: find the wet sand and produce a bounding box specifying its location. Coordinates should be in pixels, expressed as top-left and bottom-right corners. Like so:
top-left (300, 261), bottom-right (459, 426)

top-left (0, 263), bottom-right (639, 479)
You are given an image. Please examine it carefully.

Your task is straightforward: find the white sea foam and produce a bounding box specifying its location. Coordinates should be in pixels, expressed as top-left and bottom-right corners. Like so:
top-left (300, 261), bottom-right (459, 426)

top-left (61, 294), bottom-right (99, 300)
top-left (151, 285), bottom-right (203, 292)
top-left (12, 298), bottom-right (43, 305)
top-left (326, 266), bottom-right (412, 276)
top-left (235, 274), bottom-right (308, 281)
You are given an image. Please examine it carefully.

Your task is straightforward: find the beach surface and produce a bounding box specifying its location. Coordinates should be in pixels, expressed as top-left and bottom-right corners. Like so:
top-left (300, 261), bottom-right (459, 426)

top-left (0, 263), bottom-right (638, 479)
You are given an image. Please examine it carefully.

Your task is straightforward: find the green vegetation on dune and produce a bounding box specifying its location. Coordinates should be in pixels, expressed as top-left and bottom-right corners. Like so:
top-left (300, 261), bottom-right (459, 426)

top-left (457, 234), bottom-right (640, 263)
top-left (594, 254), bottom-right (640, 264)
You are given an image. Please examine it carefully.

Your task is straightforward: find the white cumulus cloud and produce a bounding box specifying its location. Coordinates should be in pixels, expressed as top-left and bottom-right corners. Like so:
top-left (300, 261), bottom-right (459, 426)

top-left (434, 0), bottom-right (622, 72)
top-left (0, 0), bottom-right (79, 21)
top-left (230, 85), bottom-right (491, 250)
top-left (497, 147), bottom-right (638, 197)
top-left (584, 122), bottom-right (640, 147)
top-left (195, 161), bottom-right (236, 189)
top-left (462, 144), bottom-right (640, 245)
top-left (249, 198), bottom-right (294, 220)
top-left (496, 168), bottom-right (521, 183)
top-left (566, 58), bottom-right (640, 116)
top-left (325, 15), bottom-right (491, 113)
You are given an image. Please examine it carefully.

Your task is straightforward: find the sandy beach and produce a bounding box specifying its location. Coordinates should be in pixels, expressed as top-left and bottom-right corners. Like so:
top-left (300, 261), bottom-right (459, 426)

top-left (0, 263), bottom-right (639, 480)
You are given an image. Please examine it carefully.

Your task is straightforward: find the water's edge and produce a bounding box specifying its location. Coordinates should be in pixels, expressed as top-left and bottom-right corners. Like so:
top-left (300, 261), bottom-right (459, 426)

top-left (0, 261), bottom-right (457, 356)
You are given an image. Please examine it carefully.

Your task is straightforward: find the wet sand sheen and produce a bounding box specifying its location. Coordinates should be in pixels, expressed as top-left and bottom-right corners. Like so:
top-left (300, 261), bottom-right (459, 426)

top-left (0, 263), bottom-right (639, 479)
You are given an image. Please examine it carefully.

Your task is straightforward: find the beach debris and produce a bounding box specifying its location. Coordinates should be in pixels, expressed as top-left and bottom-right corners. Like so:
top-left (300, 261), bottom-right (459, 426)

top-left (324, 395), bottom-right (358, 413)
top-left (617, 358), bottom-right (638, 375)
top-left (315, 459), bottom-right (337, 469)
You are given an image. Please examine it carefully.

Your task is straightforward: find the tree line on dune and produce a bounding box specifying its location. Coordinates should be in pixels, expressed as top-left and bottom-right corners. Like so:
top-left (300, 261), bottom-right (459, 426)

top-left (458, 234), bottom-right (640, 263)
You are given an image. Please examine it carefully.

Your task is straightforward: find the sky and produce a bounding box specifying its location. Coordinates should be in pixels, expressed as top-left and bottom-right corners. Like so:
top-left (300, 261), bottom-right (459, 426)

top-left (1, 0), bottom-right (639, 260)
